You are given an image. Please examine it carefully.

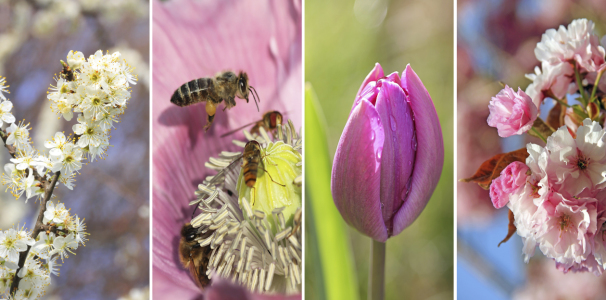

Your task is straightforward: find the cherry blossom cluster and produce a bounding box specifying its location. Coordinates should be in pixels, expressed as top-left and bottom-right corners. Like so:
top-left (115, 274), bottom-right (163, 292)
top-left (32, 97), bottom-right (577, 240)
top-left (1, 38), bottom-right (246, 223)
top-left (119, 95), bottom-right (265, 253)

top-left (487, 18), bottom-right (606, 139)
top-left (485, 19), bottom-right (606, 275)
top-left (0, 201), bottom-right (87, 299)
top-left (491, 120), bottom-right (606, 275)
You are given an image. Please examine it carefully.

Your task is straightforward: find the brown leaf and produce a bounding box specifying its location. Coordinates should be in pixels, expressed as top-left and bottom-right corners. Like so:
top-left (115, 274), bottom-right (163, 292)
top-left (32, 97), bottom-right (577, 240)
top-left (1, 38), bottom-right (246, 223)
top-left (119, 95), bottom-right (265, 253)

top-left (498, 210), bottom-right (517, 247)
top-left (527, 118), bottom-right (555, 140)
top-left (546, 102), bottom-right (563, 129)
top-left (460, 148), bottom-right (529, 190)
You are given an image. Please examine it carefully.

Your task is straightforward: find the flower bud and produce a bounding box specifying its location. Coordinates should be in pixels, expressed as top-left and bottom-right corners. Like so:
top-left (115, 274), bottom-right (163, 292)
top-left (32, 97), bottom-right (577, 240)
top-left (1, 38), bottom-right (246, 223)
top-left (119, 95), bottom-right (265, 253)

top-left (331, 63), bottom-right (444, 242)
top-left (489, 161), bottom-right (529, 209)
top-left (487, 86), bottom-right (538, 137)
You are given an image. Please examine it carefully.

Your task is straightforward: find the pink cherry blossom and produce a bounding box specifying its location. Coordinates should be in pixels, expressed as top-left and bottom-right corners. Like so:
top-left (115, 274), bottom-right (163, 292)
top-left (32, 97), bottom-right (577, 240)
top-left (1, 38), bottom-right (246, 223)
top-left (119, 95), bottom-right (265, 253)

top-left (546, 119), bottom-right (606, 196)
top-left (535, 18), bottom-right (606, 73)
top-left (490, 162), bottom-right (530, 209)
top-left (487, 86), bottom-right (538, 137)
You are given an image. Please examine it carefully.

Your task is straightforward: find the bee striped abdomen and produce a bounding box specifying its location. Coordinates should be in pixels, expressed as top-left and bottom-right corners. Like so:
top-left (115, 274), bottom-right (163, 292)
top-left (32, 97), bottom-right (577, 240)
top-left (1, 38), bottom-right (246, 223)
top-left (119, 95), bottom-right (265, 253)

top-left (170, 78), bottom-right (214, 107)
top-left (243, 158), bottom-right (259, 187)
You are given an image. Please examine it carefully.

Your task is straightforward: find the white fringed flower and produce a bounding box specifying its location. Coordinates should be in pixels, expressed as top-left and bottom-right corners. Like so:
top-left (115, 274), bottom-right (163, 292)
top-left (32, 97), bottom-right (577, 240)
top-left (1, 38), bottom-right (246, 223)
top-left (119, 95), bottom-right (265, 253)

top-left (189, 120), bottom-right (302, 294)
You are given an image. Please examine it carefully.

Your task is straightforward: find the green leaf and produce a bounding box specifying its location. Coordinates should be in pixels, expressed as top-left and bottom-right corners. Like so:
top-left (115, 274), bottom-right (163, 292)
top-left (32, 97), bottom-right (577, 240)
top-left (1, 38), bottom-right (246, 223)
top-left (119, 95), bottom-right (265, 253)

top-left (305, 83), bottom-right (359, 300)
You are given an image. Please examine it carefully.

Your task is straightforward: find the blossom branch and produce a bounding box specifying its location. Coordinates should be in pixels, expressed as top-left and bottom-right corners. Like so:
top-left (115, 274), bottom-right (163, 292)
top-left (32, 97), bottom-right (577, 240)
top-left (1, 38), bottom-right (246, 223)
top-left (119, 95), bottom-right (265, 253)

top-left (9, 171), bottom-right (60, 296)
top-left (590, 69), bottom-right (604, 103)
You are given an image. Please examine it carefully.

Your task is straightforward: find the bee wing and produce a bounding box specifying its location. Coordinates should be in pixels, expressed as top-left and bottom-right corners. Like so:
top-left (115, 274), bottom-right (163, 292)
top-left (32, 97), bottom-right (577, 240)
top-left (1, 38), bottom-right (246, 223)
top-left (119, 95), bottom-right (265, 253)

top-left (204, 154), bottom-right (243, 187)
top-left (188, 253), bottom-right (207, 289)
top-left (192, 154), bottom-right (243, 218)
top-left (220, 120), bottom-right (262, 138)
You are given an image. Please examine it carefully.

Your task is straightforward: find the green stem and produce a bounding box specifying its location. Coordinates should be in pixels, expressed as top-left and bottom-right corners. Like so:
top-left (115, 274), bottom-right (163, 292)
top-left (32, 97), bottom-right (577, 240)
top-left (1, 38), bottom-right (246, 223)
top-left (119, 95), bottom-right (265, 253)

top-left (590, 69), bottom-right (604, 103)
top-left (369, 239), bottom-right (386, 300)
top-left (531, 127), bottom-right (547, 143)
top-left (574, 61), bottom-right (588, 105)
top-left (550, 95), bottom-right (571, 108)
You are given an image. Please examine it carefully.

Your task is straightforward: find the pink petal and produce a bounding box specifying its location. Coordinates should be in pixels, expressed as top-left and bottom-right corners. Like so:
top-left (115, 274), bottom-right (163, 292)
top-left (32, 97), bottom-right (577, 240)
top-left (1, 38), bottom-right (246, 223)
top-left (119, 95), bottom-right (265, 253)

top-left (392, 65), bottom-right (444, 235)
top-left (374, 80), bottom-right (416, 237)
top-left (205, 276), bottom-right (301, 300)
top-left (331, 98), bottom-right (388, 242)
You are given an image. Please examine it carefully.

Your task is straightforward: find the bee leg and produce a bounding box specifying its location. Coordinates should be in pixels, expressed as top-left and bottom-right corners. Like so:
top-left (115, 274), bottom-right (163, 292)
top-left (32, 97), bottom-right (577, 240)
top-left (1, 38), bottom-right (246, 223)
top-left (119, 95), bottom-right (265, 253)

top-left (251, 186), bottom-right (256, 206)
top-left (204, 114), bottom-right (215, 131)
top-left (205, 101), bottom-right (217, 131)
top-left (259, 166), bottom-right (286, 187)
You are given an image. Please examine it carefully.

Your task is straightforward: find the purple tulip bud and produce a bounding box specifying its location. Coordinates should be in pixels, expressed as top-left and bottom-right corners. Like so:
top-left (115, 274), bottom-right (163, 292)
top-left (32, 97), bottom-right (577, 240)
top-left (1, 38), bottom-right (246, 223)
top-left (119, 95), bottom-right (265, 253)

top-left (331, 63), bottom-right (444, 242)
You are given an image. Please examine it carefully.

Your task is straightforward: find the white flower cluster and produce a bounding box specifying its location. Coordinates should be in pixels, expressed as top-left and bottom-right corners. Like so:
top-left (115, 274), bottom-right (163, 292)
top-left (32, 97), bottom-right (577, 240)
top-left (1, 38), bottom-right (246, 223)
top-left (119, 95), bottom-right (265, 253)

top-left (492, 119), bottom-right (606, 275)
top-left (0, 50), bottom-right (134, 298)
top-left (525, 18), bottom-right (606, 108)
top-left (0, 202), bottom-right (86, 299)
top-left (0, 50), bottom-right (135, 201)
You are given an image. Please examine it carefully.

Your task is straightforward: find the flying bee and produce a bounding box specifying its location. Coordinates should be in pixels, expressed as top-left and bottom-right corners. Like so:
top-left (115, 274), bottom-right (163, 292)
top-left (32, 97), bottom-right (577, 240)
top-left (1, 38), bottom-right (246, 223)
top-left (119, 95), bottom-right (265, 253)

top-left (179, 223), bottom-right (213, 289)
top-left (220, 111), bottom-right (283, 138)
top-left (170, 71), bottom-right (261, 131)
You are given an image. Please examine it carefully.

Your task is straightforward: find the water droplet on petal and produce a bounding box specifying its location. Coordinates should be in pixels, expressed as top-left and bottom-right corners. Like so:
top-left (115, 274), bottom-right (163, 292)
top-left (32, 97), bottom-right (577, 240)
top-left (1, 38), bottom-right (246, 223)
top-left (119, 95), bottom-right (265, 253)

top-left (413, 141), bottom-right (418, 151)
top-left (400, 188), bottom-right (408, 201)
top-left (370, 131), bottom-right (375, 141)
top-left (408, 160), bottom-right (412, 166)
top-left (380, 202), bottom-right (384, 209)
top-left (376, 147), bottom-right (382, 161)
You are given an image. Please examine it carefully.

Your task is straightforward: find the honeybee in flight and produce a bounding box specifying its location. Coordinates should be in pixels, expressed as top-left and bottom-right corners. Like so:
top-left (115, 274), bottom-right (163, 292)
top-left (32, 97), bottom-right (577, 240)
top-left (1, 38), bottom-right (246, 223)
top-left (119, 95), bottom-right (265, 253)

top-left (170, 71), bottom-right (261, 131)
top-left (179, 223), bottom-right (212, 289)
top-left (220, 111), bottom-right (283, 138)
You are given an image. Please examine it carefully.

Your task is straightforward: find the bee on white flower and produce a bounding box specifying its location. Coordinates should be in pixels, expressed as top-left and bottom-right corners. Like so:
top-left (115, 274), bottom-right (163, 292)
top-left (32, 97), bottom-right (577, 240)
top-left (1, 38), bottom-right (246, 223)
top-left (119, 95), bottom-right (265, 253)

top-left (66, 50), bottom-right (85, 69)
top-left (47, 78), bottom-right (75, 102)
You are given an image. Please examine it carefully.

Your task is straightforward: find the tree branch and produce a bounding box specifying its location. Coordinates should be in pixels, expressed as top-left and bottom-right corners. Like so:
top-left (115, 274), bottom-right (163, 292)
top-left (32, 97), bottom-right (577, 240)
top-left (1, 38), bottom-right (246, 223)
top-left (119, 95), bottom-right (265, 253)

top-left (9, 171), bottom-right (60, 296)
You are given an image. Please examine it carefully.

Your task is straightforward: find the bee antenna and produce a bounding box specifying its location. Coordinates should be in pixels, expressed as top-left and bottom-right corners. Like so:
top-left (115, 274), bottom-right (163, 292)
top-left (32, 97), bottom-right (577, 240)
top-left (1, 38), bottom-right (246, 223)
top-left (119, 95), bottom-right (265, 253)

top-left (191, 205), bottom-right (199, 219)
top-left (249, 86), bottom-right (260, 112)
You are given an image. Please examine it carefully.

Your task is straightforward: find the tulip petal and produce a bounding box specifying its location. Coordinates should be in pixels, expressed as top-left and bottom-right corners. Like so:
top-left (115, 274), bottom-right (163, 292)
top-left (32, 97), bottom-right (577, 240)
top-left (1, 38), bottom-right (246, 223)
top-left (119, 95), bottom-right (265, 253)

top-left (392, 65), bottom-right (444, 235)
top-left (374, 80), bottom-right (416, 237)
top-left (352, 63), bottom-right (384, 111)
top-left (332, 98), bottom-right (388, 242)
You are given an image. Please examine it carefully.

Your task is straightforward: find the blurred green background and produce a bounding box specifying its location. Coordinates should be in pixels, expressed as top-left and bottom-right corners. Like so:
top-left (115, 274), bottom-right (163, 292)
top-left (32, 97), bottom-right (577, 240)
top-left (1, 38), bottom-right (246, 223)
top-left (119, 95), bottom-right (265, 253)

top-left (305, 0), bottom-right (453, 299)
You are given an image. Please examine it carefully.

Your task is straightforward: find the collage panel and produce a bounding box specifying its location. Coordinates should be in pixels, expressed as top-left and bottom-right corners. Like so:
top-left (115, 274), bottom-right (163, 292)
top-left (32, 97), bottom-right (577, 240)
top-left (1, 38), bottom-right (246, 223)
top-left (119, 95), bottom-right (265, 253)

top-left (305, 0), bottom-right (453, 299)
top-left (458, 1), bottom-right (606, 299)
top-left (151, 0), bottom-right (302, 299)
top-left (0, 1), bottom-right (150, 299)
